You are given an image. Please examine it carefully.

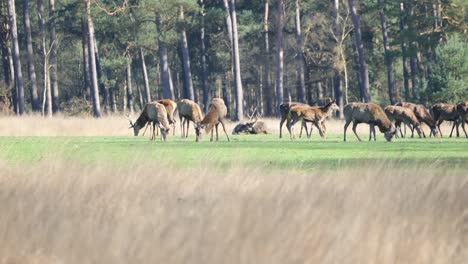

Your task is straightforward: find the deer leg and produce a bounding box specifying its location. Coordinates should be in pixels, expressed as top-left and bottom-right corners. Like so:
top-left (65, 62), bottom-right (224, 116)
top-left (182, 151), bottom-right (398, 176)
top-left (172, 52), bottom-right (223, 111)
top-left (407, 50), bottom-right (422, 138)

top-left (352, 122), bottom-right (361, 141)
top-left (186, 120), bottom-right (190, 138)
top-left (368, 124), bottom-right (374, 141)
top-left (449, 121), bottom-right (457, 137)
top-left (152, 123), bottom-right (156, 141)
top-left (210, 126), bottom-right (214, 142)
top-left (142, 122), bottom-right (150, 136)
top-left (299, 120), bottom-right (304, 138)
top-left (461, 120), bottom-right (468, 138)
top-left (344, 119), bottom-right (351, 142)
top-left (288, 119), bottom-right (298, 140)
top-left (279, 117), bottom-right (285, 138)
top-left (215, 124), bottom-right (219, 141)
top-left (220, 120), bottom-right (230, 142)
top-left (180, 117), bottom-right (184, 138)
top-left (437, 120), bottom-right (443, 137)
top-left (315, 121), bottom-right (324, 139)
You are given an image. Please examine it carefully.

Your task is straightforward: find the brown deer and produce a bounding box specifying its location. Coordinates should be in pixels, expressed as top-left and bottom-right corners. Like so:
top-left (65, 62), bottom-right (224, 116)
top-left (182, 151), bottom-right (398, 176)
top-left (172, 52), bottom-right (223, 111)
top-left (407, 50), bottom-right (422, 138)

top-left (279, 102), bottom-right (309, 138)
top-left (142, 99), bottom-right (178, 137)
top-left (177, 99), bottom-right (203, 138)
top-left (287, 99), bottom-right (339, 139)
top-left (195, 98), bottom-right (230, 142)
top-left (129, 102), bottom-right (170, 141)
top-left (456, 101), bottom-right (468, 138)
top-left (384, 105), bottom-right (422, 138)
top-left (232, 107), bottom-right (269, 134)
top-left (432, 103), bottom-right (461, 137)
top-left (344, 102), bottom-right (396, 142)
top-left (396, 102), bottom-right (438, 137)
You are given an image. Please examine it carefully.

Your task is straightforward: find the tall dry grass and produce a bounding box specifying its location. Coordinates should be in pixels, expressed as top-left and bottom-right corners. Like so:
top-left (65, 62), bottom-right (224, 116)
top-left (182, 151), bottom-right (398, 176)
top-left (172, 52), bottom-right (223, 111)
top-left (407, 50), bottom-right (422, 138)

top-left (0, 114), bottom-right (459, 137)
top-left (0, 160), bottom-right (466, 263)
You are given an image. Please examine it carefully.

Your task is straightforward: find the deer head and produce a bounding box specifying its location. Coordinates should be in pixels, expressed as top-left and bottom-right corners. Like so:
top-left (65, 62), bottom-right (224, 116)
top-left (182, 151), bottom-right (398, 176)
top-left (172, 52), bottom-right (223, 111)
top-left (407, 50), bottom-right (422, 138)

top-left (384, 124), bottom-right (397, 142)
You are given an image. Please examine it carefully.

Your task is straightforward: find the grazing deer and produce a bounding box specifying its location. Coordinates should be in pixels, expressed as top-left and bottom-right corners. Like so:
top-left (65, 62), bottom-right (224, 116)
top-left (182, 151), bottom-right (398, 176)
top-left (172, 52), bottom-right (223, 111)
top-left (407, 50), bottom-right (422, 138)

top-left (177, 99), bottom-right (203, 138)
top-left (396, 102), bottom-right (438, 137)
top-left (344, 102), bottom-right (396, 142)
top-left (129, 102), bottom-right (170, 141)
top-left (195, 98), bottom-right (230, 142)
top-left (232, 107), bottom-right (269, 134)
top-left (384, 105), bottom-right (422, 138)
top-left (157, 99), bottom-right (177, 135)
top-left (287, 99), bottom-right (339, 139)
top-left (279, 102), bottom-right (309, 138)
top-left (456, 101), bottom-right (468, 138)
top-left (432, 103), bottom-right (461, 137)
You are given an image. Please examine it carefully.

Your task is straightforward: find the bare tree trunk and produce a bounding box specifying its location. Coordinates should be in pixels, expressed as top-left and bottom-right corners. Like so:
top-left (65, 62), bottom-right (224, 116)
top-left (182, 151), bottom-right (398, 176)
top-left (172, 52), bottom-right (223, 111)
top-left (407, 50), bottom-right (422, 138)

top-left (22, 0), bottom-right (39, 112)
top-left (294, 0), bottom-right (306, 103)
top-left (38, 0), bottom-right (51, 117)
top-left (317, 81), bottom-right (323, 103)
top-left (200, 0), bottom-right (209, 111)
top-left (408, 0), bottom-right (419, 101)
top-left (378, 0), bottom-right (396, 105)
top-left (179, 6), bottom-right (195, 101)
top-left (263, 0), bottom-right (273, 116)
top-left (7, 0), bottom-right (24, 115)
top-left (136, 81), bottom-right (143, 110)
top-left (49, 0), bottom-right (59, 113)
top-left (0, 10), bottom-right (10, 87)
top-left (155, 14), bottom-right (174, 100)
top-left (106, 69), bottom-right (116, 113)
top-left (139, 48), bottom-right (151, 103)
top-left (348, 0), bottom-right (370, 102)
top-left (85, 0), bottom-right (101, 117)
top-left (275, 0), bottom-right (284, 112)
top-left (126, 56), bottom-right (134, 115)
top-left (333, 0), bottom-right (343, 118)
top-left (399, 3), bottom-right (410, 102)
top-left (229, 0), bottom-right (244, 120)
top-left (81, 17), bottom-right (90, 101)
top-left (94, 39), bottom-right (107, 113)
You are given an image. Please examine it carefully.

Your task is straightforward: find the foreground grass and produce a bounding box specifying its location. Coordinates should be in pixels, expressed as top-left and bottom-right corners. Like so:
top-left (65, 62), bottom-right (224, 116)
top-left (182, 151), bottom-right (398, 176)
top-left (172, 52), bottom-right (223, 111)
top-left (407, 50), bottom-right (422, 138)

top-left (0, 134), bottom-right (467, 169)
top-left (0, 160), bottom-right (467, 263)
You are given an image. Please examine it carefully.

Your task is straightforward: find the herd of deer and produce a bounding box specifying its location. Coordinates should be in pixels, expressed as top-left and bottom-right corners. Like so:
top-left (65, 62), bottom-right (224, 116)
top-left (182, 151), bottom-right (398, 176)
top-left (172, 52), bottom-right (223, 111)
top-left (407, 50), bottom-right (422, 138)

top-left (129, 98), bottom-right (468, 143)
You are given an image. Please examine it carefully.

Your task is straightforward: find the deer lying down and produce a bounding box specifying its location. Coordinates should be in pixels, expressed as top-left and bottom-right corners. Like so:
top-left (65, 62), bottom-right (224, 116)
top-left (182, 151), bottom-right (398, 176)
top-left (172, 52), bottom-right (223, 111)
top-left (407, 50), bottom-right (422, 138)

top-left (384, 105), bottom-right (422, 138)
top-left (177, 99), bottom-right (203, 138)
top-left (456, 101), bottom-right (468, 138)
top-left (129, 102), bottom-right (170, 141)
top-left (195, 98), bottom-right (230, 142)
top-left (432, 103), bottom-right (461, 137)
top-left (287, 99), bottom-right (339, 140)
top-left (344, 102), bottom-right (396, 142)
top-left (232, 108), bottom-right (269, 134)
top-left (396, 102), bottom-right (438, 137)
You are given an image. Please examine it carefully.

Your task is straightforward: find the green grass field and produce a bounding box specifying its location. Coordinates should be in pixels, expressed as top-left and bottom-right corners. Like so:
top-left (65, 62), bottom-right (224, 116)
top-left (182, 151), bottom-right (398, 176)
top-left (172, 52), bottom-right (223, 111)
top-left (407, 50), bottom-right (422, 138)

top-left (1, 134), bottom-right (467, 170)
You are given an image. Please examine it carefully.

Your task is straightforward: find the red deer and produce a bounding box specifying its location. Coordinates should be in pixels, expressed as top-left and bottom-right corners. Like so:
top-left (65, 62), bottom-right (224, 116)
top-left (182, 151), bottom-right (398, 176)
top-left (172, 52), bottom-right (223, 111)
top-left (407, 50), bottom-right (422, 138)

top-left (279, 102), bottom-right (309, 138)
top-left (456, 101), bottom-right (468, 138)
top-left (157, 99), bottom-right (177, 135)
top-left (232, 108), bottom-right (269, 134)
top-left (129, 102), bottom-right (170, 141)
top-left (396, 102), bottom-right (438, 137)
top-left (287, 99), bottom-right (339, 139)
top-left (177, 99), bottom-right (203, 138)
top-left (344, 102), bottom-right (396, 142)
top-left (432, 103), bottom-right (461, 137)
top-left (384, 105), bottom-right (422, 138)
top-left (195, 98), bottom-right (230, 142)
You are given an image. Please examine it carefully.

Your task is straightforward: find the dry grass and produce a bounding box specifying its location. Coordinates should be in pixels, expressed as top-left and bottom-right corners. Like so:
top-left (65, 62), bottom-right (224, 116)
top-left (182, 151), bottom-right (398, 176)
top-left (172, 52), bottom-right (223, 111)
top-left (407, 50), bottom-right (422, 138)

top-left (0, 115), bottom-right (459, 137)
top-left (0, 160), bottom-right (467, 263)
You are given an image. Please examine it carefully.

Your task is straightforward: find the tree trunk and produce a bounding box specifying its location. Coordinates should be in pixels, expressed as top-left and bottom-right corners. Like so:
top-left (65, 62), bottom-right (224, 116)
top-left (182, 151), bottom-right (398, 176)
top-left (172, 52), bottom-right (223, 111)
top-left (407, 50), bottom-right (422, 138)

top-left (408, 0), bottom-right (419, 101)
top-left (348, 0), bottom-right (370, 102)
top-left (399, 3), bottom-right (410, 102)
top-left (106, 69), bottom-right (116, 113)
top-left (0, 2), bottom-right (10, 88)
top-left (49, 0), bottom-right (59, 113)
top-left (294, 0), bottom-right (306, 103)
top-left (38, 0), bottom-right (51, 117)
top-left (317, 81), bottom-right (323, 103)
top-left (179, 6), bottom-right (195, 101)
top-left (378, 0), bottom-right (396, 105)
top-left (22, 0), bottom-right (39, 112)
top-left (126, 56), bottom-right (134, 115)
top-left (230, 0), bottom-right (244, 120)
top-left (275, 0), bottom-right (284, 112)
top-left (333, 0), bottom-right (343, 117)
top-left (7, 0), bottom-right (24, 115)
top-left (81, 17), bottom-right (90, 101)
top-left (139, 48), bottom-right (151, 103)
top-left (136, 81), bottom-right (143, 110)
top-left (85, 0), bottom-right (101, 117)
top-left (155, 14), bottom-right (174, 100)
top-left (263, 0), bottom-right (273, 116)
top-left (94, 39), bottom-right (107, 113)
top-left (200, 0), bottom-right (209, 111)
